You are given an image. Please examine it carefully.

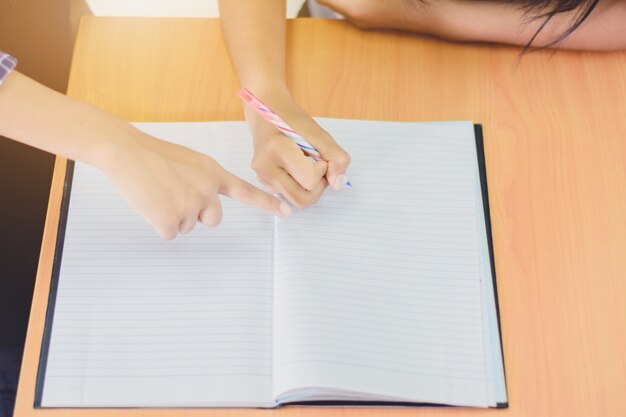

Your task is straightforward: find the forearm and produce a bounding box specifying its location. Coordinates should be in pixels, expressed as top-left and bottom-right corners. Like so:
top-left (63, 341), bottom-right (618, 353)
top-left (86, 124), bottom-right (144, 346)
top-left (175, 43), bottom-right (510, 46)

top-left (327, 0), bottom-right (626, 51)
top-left (218, 0), bottom-right (289, 94)
top-left (423, 0), bottom-right (626, 50)
top-left (218, 0), bottom-right (308, 140)
top-left (0, 71), bottom-right (135, 170)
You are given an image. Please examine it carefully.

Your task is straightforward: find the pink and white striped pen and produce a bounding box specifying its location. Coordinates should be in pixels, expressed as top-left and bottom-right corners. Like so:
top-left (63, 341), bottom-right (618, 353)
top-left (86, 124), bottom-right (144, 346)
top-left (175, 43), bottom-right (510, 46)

top-left (238, 88), bottom-right (351, 187)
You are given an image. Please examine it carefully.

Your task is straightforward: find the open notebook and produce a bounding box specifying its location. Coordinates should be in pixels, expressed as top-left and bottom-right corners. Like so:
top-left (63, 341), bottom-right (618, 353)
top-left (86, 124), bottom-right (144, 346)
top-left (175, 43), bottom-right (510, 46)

top-left (37, 119), bottom-right (507, 408)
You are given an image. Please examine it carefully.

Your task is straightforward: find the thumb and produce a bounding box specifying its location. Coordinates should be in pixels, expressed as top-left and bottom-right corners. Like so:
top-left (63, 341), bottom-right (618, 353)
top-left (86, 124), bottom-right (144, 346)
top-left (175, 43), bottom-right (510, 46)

top-left (312, 133), bottom-right (351, 191)
top-left (219, 169), bottom-right (292, 217)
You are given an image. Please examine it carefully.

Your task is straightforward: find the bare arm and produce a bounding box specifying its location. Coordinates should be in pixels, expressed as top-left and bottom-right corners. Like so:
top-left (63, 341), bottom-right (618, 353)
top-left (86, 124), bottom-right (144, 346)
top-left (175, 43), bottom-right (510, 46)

top-left (0, 71), bottom-right (288, 238)
top-left (219, 0), bottom-right (288, 95)
top-left (219, 0), bottom-right (351, 208)
top-left (317, 0), bottom-right (626, 51)
top-left (0, 71), bottom-right (130, 169)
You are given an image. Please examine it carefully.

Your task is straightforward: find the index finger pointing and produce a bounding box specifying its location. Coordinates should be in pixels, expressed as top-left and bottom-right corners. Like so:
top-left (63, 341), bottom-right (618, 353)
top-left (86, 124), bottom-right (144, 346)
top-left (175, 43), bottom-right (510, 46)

top-left (219, 170), bottom-right (291, 217)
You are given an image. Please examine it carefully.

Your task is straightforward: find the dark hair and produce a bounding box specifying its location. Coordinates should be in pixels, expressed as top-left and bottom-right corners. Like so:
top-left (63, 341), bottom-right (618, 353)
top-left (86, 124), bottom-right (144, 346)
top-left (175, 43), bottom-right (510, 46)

top-left (408, 0), bottom-right (600, 50)
top-left (513, 0), bottom-right (600, 50)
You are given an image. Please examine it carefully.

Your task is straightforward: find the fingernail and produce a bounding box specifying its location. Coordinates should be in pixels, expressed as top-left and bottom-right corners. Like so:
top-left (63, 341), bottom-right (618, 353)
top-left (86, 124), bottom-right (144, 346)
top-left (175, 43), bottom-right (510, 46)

top-left (279, 201), bottom-right (292, 216)
top-left (332, 174), bottom-right (346, 191)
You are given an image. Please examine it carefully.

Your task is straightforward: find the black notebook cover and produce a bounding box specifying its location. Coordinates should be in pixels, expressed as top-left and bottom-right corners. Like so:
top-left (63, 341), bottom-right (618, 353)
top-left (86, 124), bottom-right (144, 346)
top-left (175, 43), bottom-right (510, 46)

top-left (34, 124), bottom-right (507, 408)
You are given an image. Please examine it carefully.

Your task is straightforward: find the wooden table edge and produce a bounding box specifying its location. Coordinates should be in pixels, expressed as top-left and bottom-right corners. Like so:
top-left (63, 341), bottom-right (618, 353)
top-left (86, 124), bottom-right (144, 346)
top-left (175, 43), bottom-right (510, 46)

top-left (14, 156), bottom-right (68, 416)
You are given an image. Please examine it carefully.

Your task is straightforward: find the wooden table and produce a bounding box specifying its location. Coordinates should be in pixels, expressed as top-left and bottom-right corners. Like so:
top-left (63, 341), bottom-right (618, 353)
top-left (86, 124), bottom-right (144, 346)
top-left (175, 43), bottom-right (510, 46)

top-left (14, 16), bottom-right (626, 417)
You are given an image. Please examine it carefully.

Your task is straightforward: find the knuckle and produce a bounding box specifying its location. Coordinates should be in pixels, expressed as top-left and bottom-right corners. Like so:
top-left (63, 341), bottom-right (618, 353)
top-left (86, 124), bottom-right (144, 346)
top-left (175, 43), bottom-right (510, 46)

top-left (203, 219), bottom-right (218, 228)
top-left (342, 6), bottom-right (376, 28)
top-left (263, 137), bottom-right (283, 155)
top-left (292, 192), bottom-right (313, 210)
top-left (301, 175), bottom-right (320, 191)
top-left (251, 157), bottom-right (263, 173)
top-left (155, 212), bottom-right (180, 240)
top-left (251, 157), bottom-right (274, 177)
top-left (158, 225), bottom-right (178, 241)
top-left (311, 193), bottom-right (323, 205)
top-left (335, 151), bottom-right (352, 167)
top-left (206, 214), bottom-right (223, 227)
top-left (201, 155), bottom-right (217, 170)
top-left (179, 221), bottom-right (195, 235)
top-left (200, 207), bottom-right (223, 228)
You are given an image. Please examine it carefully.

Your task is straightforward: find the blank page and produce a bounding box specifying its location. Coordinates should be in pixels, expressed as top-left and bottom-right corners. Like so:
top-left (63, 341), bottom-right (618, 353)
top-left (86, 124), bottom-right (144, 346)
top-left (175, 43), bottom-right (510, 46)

top-left (273, 119), bottom-right (493, 407)
top-left (41, 122), bottom-right (276, 407)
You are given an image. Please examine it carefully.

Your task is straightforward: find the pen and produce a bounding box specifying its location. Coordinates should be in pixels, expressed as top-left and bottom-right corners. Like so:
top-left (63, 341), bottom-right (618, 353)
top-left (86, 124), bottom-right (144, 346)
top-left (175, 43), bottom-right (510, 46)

top-left (238, 88), bottom-right (351, 187)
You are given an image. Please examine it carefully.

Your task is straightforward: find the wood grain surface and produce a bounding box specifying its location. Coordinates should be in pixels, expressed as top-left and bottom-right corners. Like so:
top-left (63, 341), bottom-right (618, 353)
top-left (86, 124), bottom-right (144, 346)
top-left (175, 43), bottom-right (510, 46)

top-left (14, 16), bottom-right (626, 417)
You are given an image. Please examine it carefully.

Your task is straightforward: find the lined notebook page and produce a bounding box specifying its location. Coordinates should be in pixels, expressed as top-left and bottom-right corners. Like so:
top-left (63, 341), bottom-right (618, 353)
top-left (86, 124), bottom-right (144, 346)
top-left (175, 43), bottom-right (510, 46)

top-left (273, 120), bottom-right (491, 407)
top-left (42, 122), bottom-right (276, 407)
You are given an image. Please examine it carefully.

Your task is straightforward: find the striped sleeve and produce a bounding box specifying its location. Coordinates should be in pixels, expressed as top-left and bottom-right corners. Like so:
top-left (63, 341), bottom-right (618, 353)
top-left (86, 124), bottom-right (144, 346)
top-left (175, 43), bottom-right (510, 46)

top-left (0, 51), bottom-right (18, 86)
